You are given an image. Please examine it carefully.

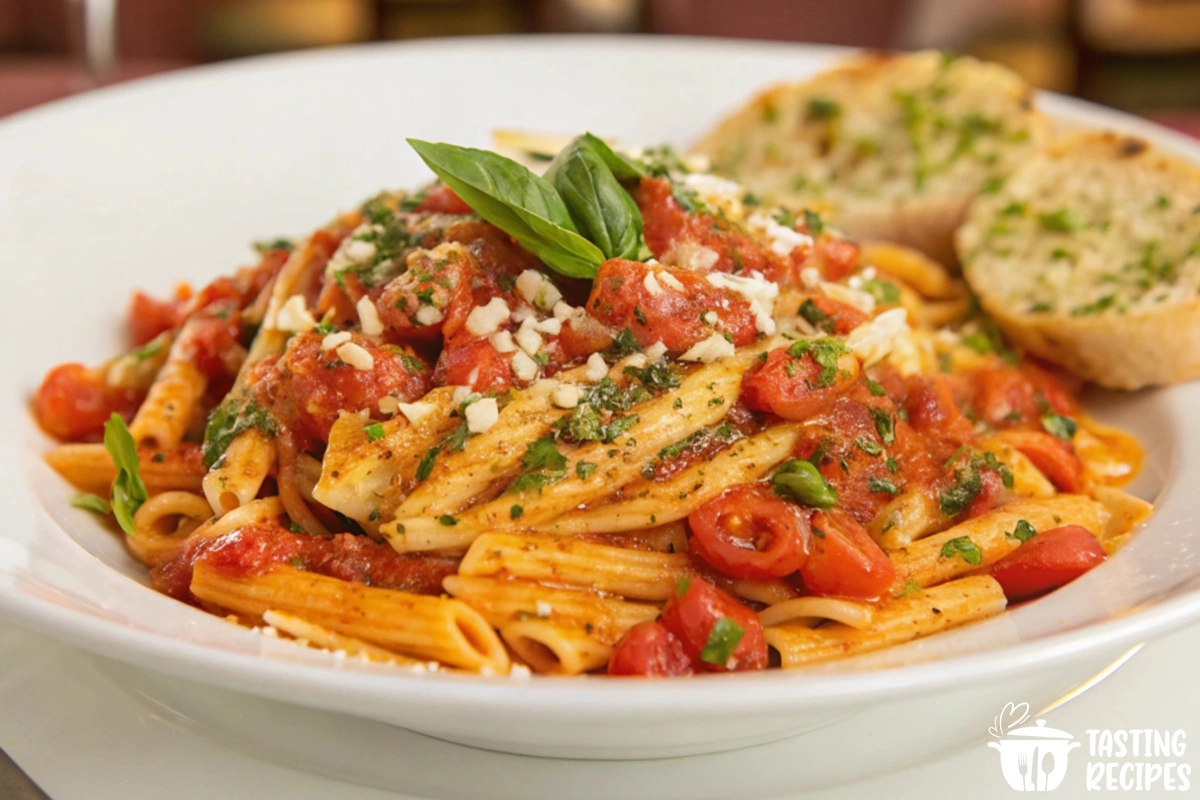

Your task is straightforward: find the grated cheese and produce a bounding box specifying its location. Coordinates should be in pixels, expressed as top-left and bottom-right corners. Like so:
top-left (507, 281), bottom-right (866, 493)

top-left (398, 401), bottom-right (439, 426)
top-left (534, 317), bottom-right (562, 336)
top-left (321, 331), bottom-right (352, 350)
top-left (336, 341), bottom-right (375, 371)
top-left (511, 350), bottom-right (539, 382)
top-left (552, 301), bottom-right (577, 322)
top-left (356, 296), bottom-right (384, 336)
top-left (551, 383), bottom-right (581, 409)
top-left (643, 271), bottom-right (663, 297)
top-left (378, 396), bottom-right (399, 415)
top-left (276, 294), bottom-right (316, 333)
top-left (644, 340), bottom-right (668, 362)
top-left (702, 311), bottom-right (718, 326)
top-left (679, 332), bottom-right (735, 363)
top-left (452, 386), bottom-right (474, 405)
top-left (535, 600), bottom-right (553, 618)
top-left (489, 330), bottom-right (517, 353)
top-left (344, 239), bottom-right (377, 263)
top-left (514, 319), bottom-right (543, 356)
top-left (800, 267), bottom-right (822, 289)
top-left (846, 308), bottom-right (910, 366)
top-left (415, 305), bottom-right (445, 326)
top-left (821, 282), bottom-right (876, 315)
top-left (658, 271), bottom-right (685, 291)
top-left (747, 211), bottom-right (814, 257)
top-left (465, 297), bottom-right (511, 337)
top-left (516, 269), bottom-right (563, 310)
top-left (465, 397), bottom-right (499, 434)
top-left (670, 241), bottom-right (720, 272)
top-left (585, 352), bottom-right (608, 382)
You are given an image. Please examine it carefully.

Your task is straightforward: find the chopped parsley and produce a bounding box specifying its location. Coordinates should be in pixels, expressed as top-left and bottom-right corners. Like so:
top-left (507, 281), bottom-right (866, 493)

top-left (807, 97), bottom-right (841, 121)
top-left (940, 535), bottom-right (983, 566)
top-left (1007, 519), bottom-right (1037, 543)
top-left (699, 617), bottom-right (745, 666)
top-left (575, 461), bottom-right (598, 480)
top-left (510, 504), bottom-right (524, 520)
top-left (938, 469), bottom-right (982, 516)
top-left (870, 407), bottom-right (895, 444)
top-left (607, 328), bottom-right (640, 357)
top-left (623, 361), bottom-right (680, 393)
top-left (1038, 208), bottom-right (1084, 233)
top-left (803, 209), bottom-right (826, 236)
top-left (438, 514), bottom-right (458, 526)
top-left (860, 279), bottom-right (901, 306)
top-left (867, 477), bottom-right (899, 495)
top-left (364, 423), bottom-right (386, 442)
top-left (798, 298), bottom-right (834, 333)
top-left (899, 579), bottom-right (923, 597)
top-left (1041, 412), bottom-right (1077, 441)
top-left (787, 337), bottom-right (848, 389)
top-left (865, 378), bottom-right (887, 397)
top-left (854, 437), bottom-right (883, 456)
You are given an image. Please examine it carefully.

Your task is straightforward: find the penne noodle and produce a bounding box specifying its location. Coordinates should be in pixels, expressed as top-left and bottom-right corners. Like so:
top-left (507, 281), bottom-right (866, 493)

top-left (383, 359), bottom-right (744, 553)
top-left (890, 495), bottom-right (1110, 588)
top-left (500, 619), bottom-right (613, 676)
top-left (538, 424), bottom-right (801, 535)
top-left (128, 491), bottom-right (215, 566)
top-left (45, 443), bottom-right (205, 495)
top-left (1091, 485), bottom-right (1154, 554)
top-left (443, 575), bottom-right (658, 645)
top-left (129, 318), bottom-right (213, 450)
top-left (202, 428), bottom-right (276, 514)
top-left (759, 596), bottom-right (876, 630)
top-left (1075, 414), bottom-right (1145, 488)
top-left (261, 610), bottom-right (429, 667)
top-left (765, 576), bottom-right (1007, 667)
top-left (189, 496), bottom-right (285, 542)
top-left (458, 532), bottom-right (691, 601)
top-left (191, 562), bottom-right (509, 674)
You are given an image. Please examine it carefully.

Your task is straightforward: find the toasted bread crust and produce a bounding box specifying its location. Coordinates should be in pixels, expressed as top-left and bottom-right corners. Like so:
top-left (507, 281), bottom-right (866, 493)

top-left (960, 131), bottom-right (1200, 389)
top-left (692, 51), bottom-right (1048, 266)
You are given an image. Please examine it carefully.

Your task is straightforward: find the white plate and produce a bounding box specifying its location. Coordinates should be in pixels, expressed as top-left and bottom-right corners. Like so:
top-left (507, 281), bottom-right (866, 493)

top-left (2, 37), bottom-right (1200, 776)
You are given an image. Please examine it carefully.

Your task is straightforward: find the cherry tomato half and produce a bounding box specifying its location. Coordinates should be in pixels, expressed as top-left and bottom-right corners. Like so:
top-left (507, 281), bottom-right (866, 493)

top-left (659, 578), bottom-right (767, 672)
top-left (1005, 430), bottom-right (1084, 493)
top-left (990, 525), bottom-right (1106, 602)
top-left (800, 508), bottom-right (896, 602)
top-left (688, 484), bottom-right (812, 581)
top-left (607, 621), bottom-right (693, 677)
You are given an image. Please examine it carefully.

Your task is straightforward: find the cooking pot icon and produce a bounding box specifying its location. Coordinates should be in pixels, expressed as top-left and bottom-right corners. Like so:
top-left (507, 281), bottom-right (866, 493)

top-left (988, 719), bottom-right (1080, 791)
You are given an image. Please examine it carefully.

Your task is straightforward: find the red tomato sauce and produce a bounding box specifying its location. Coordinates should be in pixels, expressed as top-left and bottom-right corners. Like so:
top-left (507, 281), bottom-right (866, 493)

top-left (152, 519), bottom-right (458, 602)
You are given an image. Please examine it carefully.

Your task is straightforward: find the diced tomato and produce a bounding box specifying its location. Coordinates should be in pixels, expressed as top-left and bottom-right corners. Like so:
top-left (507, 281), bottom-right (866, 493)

top-left (376, 245), bottom-right (476, 343)
top-left (688, 484), bottom-right (812, 580)
top-left (1021, 362), bottom-right (1080, 417)
top-left (250, 333), bottom-right (430, 447)
top-left (607, 621), bottom-right (693, 677)
top-left (432, 337), bottom-right (515, 391)
top-left (152, 519), bottom-right (459, 602)
top-left (637, 177), bottom-right (785, 281)
top-left (741, 346), bottom-right (859, 421)
top-left (129, 290), bottom-right (185, 345)
top-left (962, 466), bottom-right (1005, 520)
top-left (904, 375), bottom-right (975, 462)
top-left (798, 294), bottom-right (868, 335)
top-left (184, 306), bottom-right (244, 381)
top-left (659, 578), bottom-right (767, 672)
top-left (1004, 430), bottom-right (1084, 493)
top-left (416, 184), bottom-right (474, 215)
top-left (989, 525), bottom-right (1106, 602)
top-left (586, 259), bottom-right (759, 354)
top-left (33, 363), bottom-right (143, 441)
top-left (800, 508), bottom-right (896, 601)
top-left (812, 236), bottom-right (860, 282)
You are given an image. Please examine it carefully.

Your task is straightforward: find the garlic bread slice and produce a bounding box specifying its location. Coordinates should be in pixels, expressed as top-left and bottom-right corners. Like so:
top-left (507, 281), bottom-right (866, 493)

top-left (692, 50), bottom-right (1047, 266)
top-left (958, 131), bottom-right (1200, 389)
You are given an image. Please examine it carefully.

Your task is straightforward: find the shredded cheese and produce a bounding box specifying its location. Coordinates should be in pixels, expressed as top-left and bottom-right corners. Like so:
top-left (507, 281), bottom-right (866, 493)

top-left (511, 350), bottom-right (539, 382)
top-left (846, 308), bottom-right (910, 366)
top-left (679, 332), bottom-right (735, 363)
top-left (644, 340), bottom-right (668, 362)
top-left (489, 330), bottom-right (517, 353)
top-left (585, 352), bottom-right (608, 383)
top-left (398, 401), bottom-right (439, 426)
top-left (336, 341), bottom-right (375, 371)
top-left (415, 305), bottom-right (445, 326)
top-left (514, 319), bottom-right (543, 356)
top-left (643, 271), bottom-right (663, 297)
top-left (551, 383), bottom-right (581, 409)
top-left (465, 397), bottom-right (499, 434)
top-left (356, 296), bottom-right (384, 336)
top-left (276, 294), bottom-right (316, 333)
top-left (465, 297), bottom-right (511, 337)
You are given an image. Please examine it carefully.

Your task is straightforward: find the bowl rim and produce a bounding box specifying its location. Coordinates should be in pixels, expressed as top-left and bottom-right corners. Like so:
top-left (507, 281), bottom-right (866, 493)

top-left (3, 34), bottom-right (1200, 719)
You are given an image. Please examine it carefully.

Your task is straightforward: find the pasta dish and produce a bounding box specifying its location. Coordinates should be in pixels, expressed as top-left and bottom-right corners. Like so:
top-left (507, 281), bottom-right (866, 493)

top-left (32, 123), bottom-right (1153, 677)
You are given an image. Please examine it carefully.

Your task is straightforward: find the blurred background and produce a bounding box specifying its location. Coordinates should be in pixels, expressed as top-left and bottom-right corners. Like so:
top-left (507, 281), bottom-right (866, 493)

top-left (1, 0), bottom-right (1198, 132)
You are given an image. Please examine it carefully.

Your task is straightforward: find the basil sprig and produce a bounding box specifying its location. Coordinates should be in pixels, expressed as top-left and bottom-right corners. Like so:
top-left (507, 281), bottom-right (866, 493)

top-left (543, 134), bottom-right (648, 262)
top-left (103, 413), bottom-right (146, 535)
top-left (407, 134), bottom-right (647, 279)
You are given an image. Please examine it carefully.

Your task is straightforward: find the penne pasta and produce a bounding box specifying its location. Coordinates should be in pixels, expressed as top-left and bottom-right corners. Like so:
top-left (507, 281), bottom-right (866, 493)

top-left (129, 318), bottom-right (213, 450)
top-left (765, 576), bottom-right (1007, 667)
top-left (202, 428), bottom-right (276, 515)
top-left (45, 443), bottom-right (205, 495)
top-left (458, 532), bottom-right (692, 601)
top-left (501, 619), bottom-right (614, 676)
top-left (890, 495), bottom-right (1110, 587)
top-left (128, 491), bottom-right (215, 566)
top-left (191, 562), bottom-right (510, 674)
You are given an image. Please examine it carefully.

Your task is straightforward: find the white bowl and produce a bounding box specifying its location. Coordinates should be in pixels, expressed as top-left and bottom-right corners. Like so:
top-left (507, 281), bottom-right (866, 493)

top-left (2, 37), bottom-right (1200, 781)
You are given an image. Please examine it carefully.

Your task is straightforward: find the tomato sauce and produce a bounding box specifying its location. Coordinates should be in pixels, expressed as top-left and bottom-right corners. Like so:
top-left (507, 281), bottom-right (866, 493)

top-left (152, 519), bottom-right (458, 602)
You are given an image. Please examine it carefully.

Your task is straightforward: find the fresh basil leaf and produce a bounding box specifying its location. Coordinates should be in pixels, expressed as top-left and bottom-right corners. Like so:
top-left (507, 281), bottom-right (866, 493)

top-left (71, 492), bottom-right (111, 516)
top-left (773, 459), bottom-right (839, 508)
top-left (407, 139), bottom-right (604, 279)
top-left (103, 414), bottom-right (146, 536)
top-left (574, 133), bottom-right (646, 180)
top-left (543, 135), bottom-right (645, 261)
